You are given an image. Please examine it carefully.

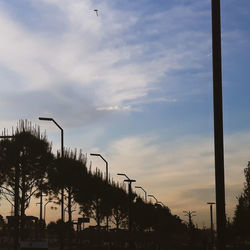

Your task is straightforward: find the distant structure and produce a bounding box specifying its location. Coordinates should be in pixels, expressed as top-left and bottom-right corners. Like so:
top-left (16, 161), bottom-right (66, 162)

top-left (94, 9), bottom-right (99, 16)
top-left (183, 210), bottom-right (196, 229)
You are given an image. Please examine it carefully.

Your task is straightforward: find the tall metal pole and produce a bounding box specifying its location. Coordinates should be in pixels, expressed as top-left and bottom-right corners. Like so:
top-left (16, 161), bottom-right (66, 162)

top-left (60, 128), bottom-right (64, 223)
top-left (44, 200), bottom-right (52, 225)
top-left (211, 1), bottom-right (226, 249)
top-left (135, 186), bottom-right (147, 203)
top-left (14, 161), bottom-right (20, 250)
top-left (148, 194), bottom-right (158, 204)
top-left (128, 181), bottom-right (132, 232)
top-left (207, 202), bottom-right (215, 248)
top-left (40, 193), bottom-right (43, 221)
top-left (90, 153), bottom-right (109, 230)
top-left (157, 202), bottom-right (165, 207)
top-left (39, 179), bottom-right (44, 223)
top-left (117, 173), bottom-right (136, 232)
top-left (124, 180), bottom-right (136, 232)
top-left (39, 117), bottom-right (64, 223)
top-left (90, 153), bottom-right (108, 182)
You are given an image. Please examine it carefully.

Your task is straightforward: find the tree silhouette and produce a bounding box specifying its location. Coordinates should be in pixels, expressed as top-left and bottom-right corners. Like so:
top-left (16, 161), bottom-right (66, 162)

top-left (0, 119), bottom-right (194, 248)
top-left (233, 161), bottom-right (250, 236)
top-left (0, 120), bottom-right (53, 235)
top-left (78, 170), bottom-right (108, 229)
top-left (48, 149), bottom-right (87, 224)
top-left (108, 182), bottom-right (128, 229)
top-left (133, 197), bottom-right (153, 231)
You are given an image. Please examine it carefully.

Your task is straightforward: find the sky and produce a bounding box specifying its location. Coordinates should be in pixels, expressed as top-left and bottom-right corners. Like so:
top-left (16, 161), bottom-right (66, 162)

top-left (0, 0), bottom-right (250, 228)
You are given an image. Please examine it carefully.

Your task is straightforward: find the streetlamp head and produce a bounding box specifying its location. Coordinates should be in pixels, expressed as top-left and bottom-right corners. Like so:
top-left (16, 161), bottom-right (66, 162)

top-left (117, 173), bottom-right (131, 181)
top-left (158, 202), bottom-right (165, 207)
top-left (148, 194), bottom-right (158, 203)
top-left (39, 117), bottom-right (53, 121)
top-left (207, 202), bottom-right (216, 205)
top-left (90, 153), bottom-right (100, 156)
top-left (117, 173), bottom-right (128, 179)
top-left (124, 179), bottom-right (136, 183)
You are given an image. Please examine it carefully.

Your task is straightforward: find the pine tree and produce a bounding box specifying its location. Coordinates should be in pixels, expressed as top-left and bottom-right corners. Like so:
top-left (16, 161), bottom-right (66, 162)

top-left (233, 161), bottom-right (250, 235)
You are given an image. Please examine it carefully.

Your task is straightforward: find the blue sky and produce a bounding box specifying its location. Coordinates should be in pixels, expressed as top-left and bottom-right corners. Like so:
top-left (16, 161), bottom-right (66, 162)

top-left (0, 0), bottom-right (250, 227)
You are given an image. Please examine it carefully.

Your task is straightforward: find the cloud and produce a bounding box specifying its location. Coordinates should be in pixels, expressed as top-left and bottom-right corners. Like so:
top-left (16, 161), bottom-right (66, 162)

top-left (0, 0), bottom-right (215, 127)
top-left (96, 105), bottom-right (131, 111)
top-left (101, 130), bottom-right (250, 226)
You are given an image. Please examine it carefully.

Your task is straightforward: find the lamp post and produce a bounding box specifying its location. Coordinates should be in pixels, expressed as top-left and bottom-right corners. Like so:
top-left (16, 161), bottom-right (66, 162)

top-left (157, 201), bottom-right (165, 207)
top-left (135, 186), bottom-right (147, 203)
top-left (211, 1), bottom-right (226, 249)
top-left (207, 202), bottom-right (216, 248)
top-left (148, 194), bottom-right (158, 204)
top-left (90, 153), bottom-right (109, 231)
top-left (90, 153), bottom-right (108, 182)
top-left (39, 117), bottom-right (64, 223)
top-left (44, 200), bottom-right (53, 225)
top-left (117, 173), bottom-right (136, 232)
top-left (36, 194), bottom-right (46, 221)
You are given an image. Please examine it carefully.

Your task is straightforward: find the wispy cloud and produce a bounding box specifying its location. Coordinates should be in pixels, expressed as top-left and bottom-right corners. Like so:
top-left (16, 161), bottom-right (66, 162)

top-left (96, 105), bottom-right (131, 111)
top-left (103, 131), bottom-right (250, 225)
top-left (0, 0), bottom-right (215, 126)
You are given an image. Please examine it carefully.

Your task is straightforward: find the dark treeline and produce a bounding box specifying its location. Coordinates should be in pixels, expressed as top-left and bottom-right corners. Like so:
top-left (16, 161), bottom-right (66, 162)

top-left (0, 120), bottom-right (249, 249)
top-left (0, 120), bottom-right (191, 249)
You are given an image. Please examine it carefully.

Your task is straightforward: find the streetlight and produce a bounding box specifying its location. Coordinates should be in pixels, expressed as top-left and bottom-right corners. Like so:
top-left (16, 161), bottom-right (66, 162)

top-left (117, 173), bottom-right (136, 232)
top-left (148, 194), bottom-right (158, 204)
top-left (90, 153), bottom-right (108, 182)
top-left (90, 153), bottom-right (109, 230)
top-left (135, 186), bottom-right (147, 203)
top-left (39, 117), bottom-right (65, 223)
top-left (44, 200), bottom-right (53, 224)
top-left (207, 202), bottom-right (216, 248)
top-left (211, 1), bottom-right (226, 249)
top-left (157, 201), bottom-right (165, 207)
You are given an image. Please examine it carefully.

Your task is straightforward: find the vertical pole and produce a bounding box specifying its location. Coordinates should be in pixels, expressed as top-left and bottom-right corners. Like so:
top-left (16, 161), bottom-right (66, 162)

top-left (105, 161), bottom-right (108, 183)
top-left (14, 165), bottom-right (20, 250)
top-left (128, 182), bottom-right (132, 232)
top-left (60, 129), bottom-right (64, 250)
top-left (210, 204), bottom-right (215, 248)
top-left (61, 129), bottom-right (64, 223)
top-left (44, 205), bottom-right (46, 224)
top-left (105, 161), bottom-right (109, 231)
top-left (40, 190), bottom-right (43, 221)
top-left (39, 189), bottom-right (43, 239)
top-left (188, 212), bottom-right (192, 228)
top-left (211, 1), bottom-right (226, 249)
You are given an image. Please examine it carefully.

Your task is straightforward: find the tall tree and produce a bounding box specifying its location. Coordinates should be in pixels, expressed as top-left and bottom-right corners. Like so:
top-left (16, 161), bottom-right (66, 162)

top-left (0, 120), bottom-right (53, 231)
top-left (233, 161), bottom-right (250, 236)
top-left (48, 149), bottom-right (87, 224)
top-left (109, 183), bottom-right (128, 230)
top-left (77, 170), bottom-right (108, 229)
